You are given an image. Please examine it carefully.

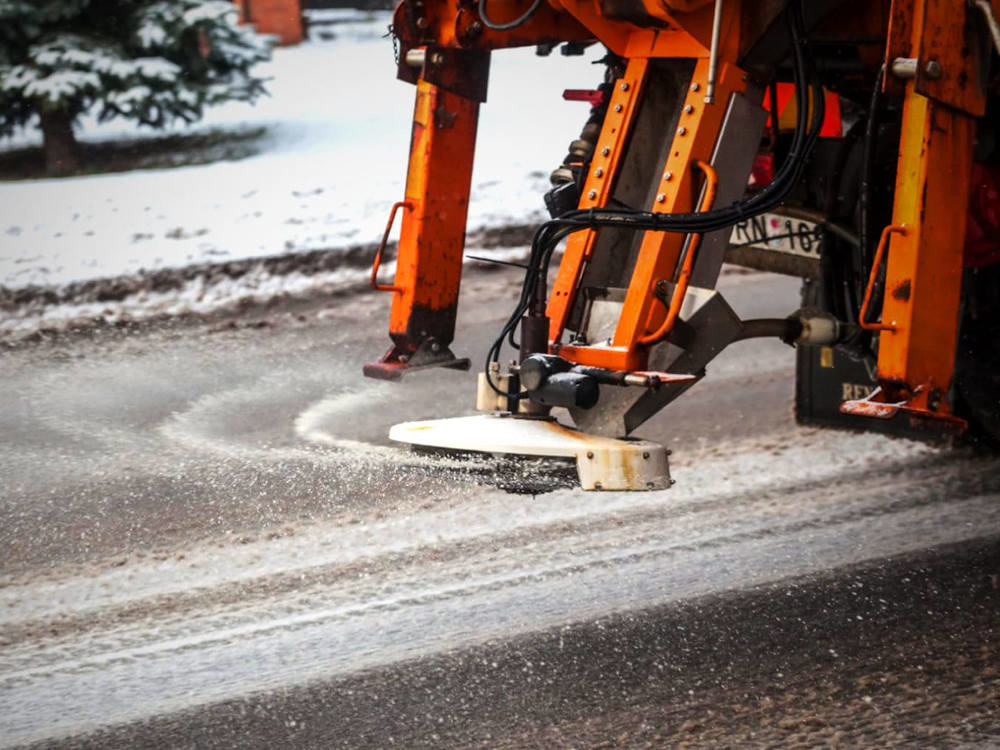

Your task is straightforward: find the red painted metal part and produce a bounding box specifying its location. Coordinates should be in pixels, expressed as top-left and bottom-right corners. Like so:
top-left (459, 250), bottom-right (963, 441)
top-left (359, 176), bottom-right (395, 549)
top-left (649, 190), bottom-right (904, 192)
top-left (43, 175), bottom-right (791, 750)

top-left (770, 84), bottom-right (843, 138)
top-left (840, 387), bottom-right (968, 434)
top-left (562, 89), bottom-right (606, 107)
top-left (840, 387), bottom-right (904, 419)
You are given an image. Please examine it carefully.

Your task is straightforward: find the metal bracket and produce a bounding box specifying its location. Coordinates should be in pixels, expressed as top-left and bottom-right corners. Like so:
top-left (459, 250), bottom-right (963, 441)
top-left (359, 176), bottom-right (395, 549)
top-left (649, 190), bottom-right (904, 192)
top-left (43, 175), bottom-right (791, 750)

top-left (363, 336), bottom-right (471, 381)
top-left (840, 386), bottom-right (967, 438)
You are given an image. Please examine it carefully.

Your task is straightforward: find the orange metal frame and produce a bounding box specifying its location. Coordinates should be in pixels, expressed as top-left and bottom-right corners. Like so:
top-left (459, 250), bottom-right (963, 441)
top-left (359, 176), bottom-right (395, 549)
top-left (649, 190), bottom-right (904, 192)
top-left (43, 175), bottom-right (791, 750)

top-left (842, 0), bottom-right (985, 429)
top-left (550, 56), bottom-right (746, 372)
top-left (374, 0), bottom-right (985, 443)
top-left (845, 88), bottom-right (975, 423)
top-left (372, 0), bottom-right (747, 377)
top-left (546, 56), bottom-right (651, 344)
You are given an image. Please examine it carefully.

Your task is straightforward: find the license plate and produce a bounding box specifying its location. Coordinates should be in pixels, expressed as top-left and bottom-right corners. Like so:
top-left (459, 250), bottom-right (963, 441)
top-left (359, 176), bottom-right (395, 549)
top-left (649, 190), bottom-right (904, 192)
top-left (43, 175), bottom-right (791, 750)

top-left (729, 213), bottom-right (822, 258)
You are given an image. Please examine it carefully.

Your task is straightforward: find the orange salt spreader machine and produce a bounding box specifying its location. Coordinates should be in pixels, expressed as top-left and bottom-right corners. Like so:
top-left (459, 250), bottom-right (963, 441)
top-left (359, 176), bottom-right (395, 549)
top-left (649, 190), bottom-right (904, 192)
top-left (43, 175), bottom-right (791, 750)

top-left (363, 0), bottom-right (1000, 489)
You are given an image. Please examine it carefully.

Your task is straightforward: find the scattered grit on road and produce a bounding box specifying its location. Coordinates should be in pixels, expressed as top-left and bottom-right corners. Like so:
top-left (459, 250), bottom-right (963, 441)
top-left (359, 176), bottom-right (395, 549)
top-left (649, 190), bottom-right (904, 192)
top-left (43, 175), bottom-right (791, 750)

top-left (1, 267), bottom-right (998, 748)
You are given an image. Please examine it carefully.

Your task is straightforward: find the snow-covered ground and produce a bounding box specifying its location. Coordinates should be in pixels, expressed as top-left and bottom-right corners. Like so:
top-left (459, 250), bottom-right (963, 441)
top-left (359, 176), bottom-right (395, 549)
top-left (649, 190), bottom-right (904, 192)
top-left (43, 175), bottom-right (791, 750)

top-left (0, 10), bottom-right (600, 292)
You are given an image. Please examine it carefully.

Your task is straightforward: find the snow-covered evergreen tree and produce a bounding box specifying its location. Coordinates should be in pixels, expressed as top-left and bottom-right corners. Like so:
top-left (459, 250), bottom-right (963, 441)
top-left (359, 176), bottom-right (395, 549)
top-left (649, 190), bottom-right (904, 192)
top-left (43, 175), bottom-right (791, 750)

top-left (0, 0), bottom-right (272, 174)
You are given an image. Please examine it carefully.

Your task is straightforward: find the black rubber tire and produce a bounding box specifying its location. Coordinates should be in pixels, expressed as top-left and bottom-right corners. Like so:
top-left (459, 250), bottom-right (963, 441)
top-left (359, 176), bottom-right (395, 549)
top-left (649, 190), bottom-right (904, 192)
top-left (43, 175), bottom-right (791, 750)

top-left (954, 263), bottom-right (1000, 447)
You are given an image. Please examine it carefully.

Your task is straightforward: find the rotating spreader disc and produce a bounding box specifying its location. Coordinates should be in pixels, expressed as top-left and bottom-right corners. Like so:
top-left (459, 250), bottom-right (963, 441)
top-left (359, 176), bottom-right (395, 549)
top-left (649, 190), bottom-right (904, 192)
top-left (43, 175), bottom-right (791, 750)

top-left (389, 414), bottom-right (671, 491)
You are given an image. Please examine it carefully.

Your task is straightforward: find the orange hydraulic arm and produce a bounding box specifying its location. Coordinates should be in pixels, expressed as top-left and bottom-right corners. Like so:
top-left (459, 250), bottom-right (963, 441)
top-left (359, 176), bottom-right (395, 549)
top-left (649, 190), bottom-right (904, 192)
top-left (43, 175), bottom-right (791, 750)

top-left (363, 75), bottom-right (481, 380)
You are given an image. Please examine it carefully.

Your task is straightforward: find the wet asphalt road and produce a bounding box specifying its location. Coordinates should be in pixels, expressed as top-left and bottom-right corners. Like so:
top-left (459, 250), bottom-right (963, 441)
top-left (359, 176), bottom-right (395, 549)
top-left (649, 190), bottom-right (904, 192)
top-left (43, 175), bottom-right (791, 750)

top-left (55, 540), bottom-right (1000, 749)
top-left (1, 266), bottom-right (999, 748)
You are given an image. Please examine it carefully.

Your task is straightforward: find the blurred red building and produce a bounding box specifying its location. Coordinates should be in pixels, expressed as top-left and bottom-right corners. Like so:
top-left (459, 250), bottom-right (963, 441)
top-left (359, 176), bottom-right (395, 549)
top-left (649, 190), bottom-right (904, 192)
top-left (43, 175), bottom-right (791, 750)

top-left (234, 0), bottom-right (303, 46)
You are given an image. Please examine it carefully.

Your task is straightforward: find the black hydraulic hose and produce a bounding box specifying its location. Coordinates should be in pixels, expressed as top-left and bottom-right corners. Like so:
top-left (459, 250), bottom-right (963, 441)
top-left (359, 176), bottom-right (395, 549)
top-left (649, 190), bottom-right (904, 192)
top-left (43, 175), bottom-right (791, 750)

top-left (859, 66), bottom-right (884, 267)
top-left (531, 38), bottom-right (821, 242)
top-left (858, 63), bottom-right (885, 323)
top-left (478, 0), bottom-right (544, 31)
top-left (767, 81), bottom-right (780, 149)
top-left (732, 318), bottom-right (802, 343)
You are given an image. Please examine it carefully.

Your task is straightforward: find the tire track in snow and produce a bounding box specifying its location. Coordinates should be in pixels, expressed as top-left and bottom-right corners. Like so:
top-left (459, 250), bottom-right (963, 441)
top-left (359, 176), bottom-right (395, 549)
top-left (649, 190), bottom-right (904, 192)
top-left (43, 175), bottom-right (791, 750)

top-left (2, 442), bottom-right (999, 747)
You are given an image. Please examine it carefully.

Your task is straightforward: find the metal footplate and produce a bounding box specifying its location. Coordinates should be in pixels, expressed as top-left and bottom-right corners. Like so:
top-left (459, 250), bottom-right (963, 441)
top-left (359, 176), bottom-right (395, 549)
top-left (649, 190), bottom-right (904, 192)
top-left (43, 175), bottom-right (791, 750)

top-left (839, 386), bottom-right (967, 440)
top-left (389, 414), bottom-right (672, 491)
top-left (363, 337), bottom-right (471, 381)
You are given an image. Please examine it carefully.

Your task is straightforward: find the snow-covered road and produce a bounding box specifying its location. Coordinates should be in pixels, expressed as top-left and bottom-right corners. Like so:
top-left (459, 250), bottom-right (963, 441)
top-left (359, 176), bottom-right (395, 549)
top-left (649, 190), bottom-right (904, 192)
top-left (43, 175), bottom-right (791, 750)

top-left (2, 267), bottom-right (999, 748)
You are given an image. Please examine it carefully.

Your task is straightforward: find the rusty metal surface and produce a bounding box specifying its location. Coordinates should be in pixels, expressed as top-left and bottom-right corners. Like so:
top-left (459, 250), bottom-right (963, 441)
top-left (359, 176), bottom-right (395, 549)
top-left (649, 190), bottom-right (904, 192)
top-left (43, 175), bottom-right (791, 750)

top-left (883, 0), bottom-right (991, 114)
top-left (391, 0), bottom-right (591, 52)
top-left (882, 0), bottom-right (914, 97)
top-left (840, 387), bottom-right (969, 436)
top-left (915, 0), bottom-right (989, 116)
top-left (874, 91), bottom-right (975, 419)
top-left (363, 335), bottom-right (471, 381)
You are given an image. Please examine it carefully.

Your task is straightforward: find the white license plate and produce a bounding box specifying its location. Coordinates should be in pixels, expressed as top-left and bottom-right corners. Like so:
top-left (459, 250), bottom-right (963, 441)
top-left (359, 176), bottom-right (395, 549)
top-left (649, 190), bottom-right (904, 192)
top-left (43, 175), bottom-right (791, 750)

top-left (729, 213), bottom-right (822, 258)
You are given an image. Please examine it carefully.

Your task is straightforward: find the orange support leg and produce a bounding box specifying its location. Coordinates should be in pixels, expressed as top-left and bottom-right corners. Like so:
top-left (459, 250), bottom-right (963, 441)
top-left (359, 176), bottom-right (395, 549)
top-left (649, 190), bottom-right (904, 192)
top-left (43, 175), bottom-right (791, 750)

top-left (841, 86), bottom-right (975, 431)
top-left (364, 79), bottom-right (480, 380)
